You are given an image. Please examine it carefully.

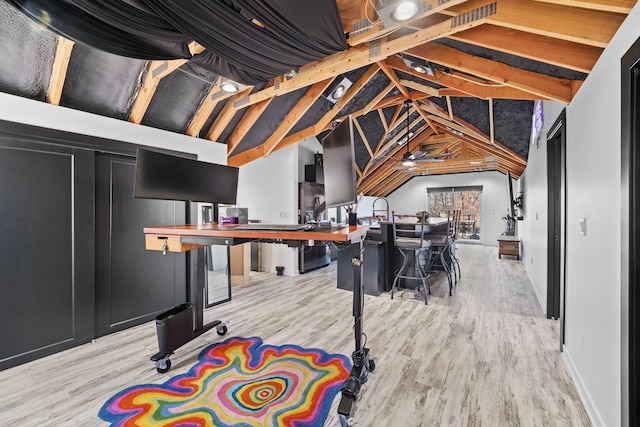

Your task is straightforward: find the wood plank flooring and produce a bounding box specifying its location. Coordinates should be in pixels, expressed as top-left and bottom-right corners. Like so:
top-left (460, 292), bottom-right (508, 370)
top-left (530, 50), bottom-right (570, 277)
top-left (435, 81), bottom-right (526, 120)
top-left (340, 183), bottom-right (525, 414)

top-left (0, 244), bottom-right (591, 426)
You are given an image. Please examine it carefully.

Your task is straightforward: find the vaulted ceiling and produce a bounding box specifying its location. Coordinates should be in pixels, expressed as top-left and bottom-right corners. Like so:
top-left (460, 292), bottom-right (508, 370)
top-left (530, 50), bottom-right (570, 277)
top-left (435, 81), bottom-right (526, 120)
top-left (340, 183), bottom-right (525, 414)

top-left (0, 0), bottom-right (634, 196)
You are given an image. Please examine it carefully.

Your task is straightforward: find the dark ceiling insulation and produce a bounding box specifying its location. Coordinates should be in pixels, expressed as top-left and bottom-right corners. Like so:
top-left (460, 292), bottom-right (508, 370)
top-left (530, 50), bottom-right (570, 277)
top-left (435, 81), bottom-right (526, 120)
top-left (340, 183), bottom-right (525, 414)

top-left (62, 44), bottom-right (145, 120)
top-left (0, 4), bottom-right (56, 100)
top-left (436, 39), bottom-right (588, 81)
top-left (142, 62), bottom-right (219, 134)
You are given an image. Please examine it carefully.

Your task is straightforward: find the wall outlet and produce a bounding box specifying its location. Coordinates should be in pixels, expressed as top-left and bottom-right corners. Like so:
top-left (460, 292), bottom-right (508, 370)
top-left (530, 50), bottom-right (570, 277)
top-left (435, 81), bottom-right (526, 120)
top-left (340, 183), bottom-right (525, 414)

top-left (280, 212), bottom-right (287, 218)
top-left (580, 331), bottom-right (585, 350)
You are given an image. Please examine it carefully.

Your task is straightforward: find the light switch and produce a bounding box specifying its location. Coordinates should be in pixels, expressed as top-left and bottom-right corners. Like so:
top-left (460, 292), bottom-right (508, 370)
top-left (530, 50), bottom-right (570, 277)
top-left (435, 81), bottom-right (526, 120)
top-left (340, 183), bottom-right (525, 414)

top-left (579, 217), bottom-right (587, 236)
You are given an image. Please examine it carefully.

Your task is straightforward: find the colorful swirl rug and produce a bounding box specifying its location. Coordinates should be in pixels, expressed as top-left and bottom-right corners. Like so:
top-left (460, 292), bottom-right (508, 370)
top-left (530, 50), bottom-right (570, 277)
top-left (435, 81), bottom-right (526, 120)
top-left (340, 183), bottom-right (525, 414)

top-left (99, 336), bottom-right (351, 427)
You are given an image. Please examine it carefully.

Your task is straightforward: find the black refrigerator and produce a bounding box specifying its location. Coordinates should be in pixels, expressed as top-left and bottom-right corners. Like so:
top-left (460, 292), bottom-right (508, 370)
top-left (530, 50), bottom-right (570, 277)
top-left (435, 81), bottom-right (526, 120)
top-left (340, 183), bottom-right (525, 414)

top-left (299, 182), bottom-right (331, 273)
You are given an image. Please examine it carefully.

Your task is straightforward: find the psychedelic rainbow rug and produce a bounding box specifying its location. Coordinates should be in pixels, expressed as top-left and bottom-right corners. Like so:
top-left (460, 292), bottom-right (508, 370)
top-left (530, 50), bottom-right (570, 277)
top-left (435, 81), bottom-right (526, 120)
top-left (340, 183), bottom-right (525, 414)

top-left (99, 336), bottom-right (352, 427)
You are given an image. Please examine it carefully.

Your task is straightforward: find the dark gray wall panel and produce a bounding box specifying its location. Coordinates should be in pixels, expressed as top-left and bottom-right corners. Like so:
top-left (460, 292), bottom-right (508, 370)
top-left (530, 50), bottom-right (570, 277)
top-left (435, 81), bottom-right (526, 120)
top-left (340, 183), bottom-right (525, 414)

top-left (95, 155), bottom-right (188, 337)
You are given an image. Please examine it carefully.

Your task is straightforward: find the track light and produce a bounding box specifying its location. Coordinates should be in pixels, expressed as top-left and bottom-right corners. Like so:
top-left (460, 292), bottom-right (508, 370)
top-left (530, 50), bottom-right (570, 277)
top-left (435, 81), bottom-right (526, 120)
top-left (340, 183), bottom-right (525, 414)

top-left (326, 77), bottom-right (353, 104)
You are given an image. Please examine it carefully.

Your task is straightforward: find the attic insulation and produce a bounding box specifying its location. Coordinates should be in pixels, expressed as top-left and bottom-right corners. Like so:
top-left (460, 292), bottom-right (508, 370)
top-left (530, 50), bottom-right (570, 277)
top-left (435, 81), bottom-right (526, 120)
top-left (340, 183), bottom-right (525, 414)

top-left (62, 43), bottom-right (146, 120)
top-left (0, 3), bottom-right (57, 100)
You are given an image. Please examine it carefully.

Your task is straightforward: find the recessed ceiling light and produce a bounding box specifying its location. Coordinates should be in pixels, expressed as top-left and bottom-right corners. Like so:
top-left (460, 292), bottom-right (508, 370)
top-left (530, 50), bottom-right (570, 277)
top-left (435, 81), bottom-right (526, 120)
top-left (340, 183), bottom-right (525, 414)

top-left (332, 84), bottom-right (345, 99)
top-left (410, 62), bottom-right (428, 74)
top-left (219, 79), bottom-right (244, 93)
top-left (392, 1), bottom-right (420, 21)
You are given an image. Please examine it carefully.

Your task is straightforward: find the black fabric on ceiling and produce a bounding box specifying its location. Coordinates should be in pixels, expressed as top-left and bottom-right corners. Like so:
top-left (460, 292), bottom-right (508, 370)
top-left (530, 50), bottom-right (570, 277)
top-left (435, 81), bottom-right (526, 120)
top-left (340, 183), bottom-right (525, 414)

top-left (6, 0), bottom-right (348, 85)
top-left (5, 0), bottom-right (192, 59)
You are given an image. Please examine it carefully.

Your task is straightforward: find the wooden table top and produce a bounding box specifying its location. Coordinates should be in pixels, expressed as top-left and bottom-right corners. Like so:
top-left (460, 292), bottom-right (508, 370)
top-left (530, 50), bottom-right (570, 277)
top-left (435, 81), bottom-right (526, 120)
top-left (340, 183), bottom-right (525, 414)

top-left (144, 223), bottom-right (370, 243)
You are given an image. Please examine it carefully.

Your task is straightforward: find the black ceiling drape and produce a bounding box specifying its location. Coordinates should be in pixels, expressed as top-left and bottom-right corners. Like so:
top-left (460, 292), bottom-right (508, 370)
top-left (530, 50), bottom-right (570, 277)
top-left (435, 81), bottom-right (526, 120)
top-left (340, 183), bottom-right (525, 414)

top-left (5, 0), bottom-right (192, 59)
top-left (5, 0), bottom-right (348, 84)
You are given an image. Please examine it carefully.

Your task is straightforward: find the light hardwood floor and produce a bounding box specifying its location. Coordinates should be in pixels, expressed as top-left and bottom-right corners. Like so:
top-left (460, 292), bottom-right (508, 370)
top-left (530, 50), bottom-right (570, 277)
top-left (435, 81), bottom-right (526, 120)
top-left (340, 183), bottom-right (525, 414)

top-left (0, 244), bottom-right (591, 426)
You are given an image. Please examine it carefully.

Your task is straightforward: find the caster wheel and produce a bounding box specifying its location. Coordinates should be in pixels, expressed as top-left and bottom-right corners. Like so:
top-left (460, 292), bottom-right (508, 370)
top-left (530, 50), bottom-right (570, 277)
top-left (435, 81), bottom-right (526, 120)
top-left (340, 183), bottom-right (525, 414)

top-left (339, 414), bottom-right (356, 427)
top-left (366, 357), bottom-right (376, 373)
top-left (156, 359), bottom-right (171, 373)
top-left (216, 324), bottom-right (228, 336)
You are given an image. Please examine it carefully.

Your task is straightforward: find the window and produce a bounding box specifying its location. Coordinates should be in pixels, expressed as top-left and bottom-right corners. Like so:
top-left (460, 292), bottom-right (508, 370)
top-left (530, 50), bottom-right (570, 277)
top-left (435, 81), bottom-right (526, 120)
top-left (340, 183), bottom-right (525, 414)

top-left (427, 186), bottom-right (482, 241)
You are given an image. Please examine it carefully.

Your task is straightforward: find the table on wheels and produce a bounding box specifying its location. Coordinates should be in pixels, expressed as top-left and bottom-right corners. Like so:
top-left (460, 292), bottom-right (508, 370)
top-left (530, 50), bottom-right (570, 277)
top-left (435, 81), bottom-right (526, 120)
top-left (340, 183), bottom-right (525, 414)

top-left (143, 223), bottom-right (373, 421)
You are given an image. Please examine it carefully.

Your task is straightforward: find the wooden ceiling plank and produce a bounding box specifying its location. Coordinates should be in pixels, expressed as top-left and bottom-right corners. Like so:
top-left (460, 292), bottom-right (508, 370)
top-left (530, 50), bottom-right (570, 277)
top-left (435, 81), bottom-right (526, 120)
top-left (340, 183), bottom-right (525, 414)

top-left (262, 78), bottom-right (333, 156)
top-left (532, 0), bottom-right (636, 14)
top-left (47, 37), bottom-right (74, 106)
top-left (448, 25), bottom-right (602, 73)
top-left (377, 61), bottom-right (411, 98)
top-left (353, 117), bottom-right (374, 158)
top-left (444, 0), bottom-right (626, 48)
top-left (186, 83), bottom-right (232, 137)
top-left (271, 64), bottom-right (381, 155)
top-left (384, 55), bottom-right (547, 100)
top-left (206, 87), bottom-right (253, 142)
top-left (129, 59), bottom-right (189, 124)
top-left (398, 79), bottom-right (440, 97)
top-left (408, 42), bottom-right (573, 102)
top-left (234, 5), bottom-right (496, 109)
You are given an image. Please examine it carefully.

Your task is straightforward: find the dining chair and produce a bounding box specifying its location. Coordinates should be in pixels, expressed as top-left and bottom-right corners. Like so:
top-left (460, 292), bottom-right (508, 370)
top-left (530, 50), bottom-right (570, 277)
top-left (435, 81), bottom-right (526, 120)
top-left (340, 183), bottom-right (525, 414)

top-left (390, 212), bottom-right (431, 304)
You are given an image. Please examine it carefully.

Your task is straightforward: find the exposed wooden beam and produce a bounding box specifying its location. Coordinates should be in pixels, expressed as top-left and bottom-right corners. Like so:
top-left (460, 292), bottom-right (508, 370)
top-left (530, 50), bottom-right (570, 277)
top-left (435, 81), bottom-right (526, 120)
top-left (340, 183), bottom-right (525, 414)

top-left (448, 24), bottom-right (601, 73)
top-left (206, 87), bottom-right (253, 142)
top-left (263, 78), bottom-right (333, 156)
top-left (532, 0), bottom-right (636, 14)
top-left (130, 43), bottom-right (206, 124)
top-left (408, 42), bottom-right (574, 102)
top-left (226, 81), bottom-right (276, 155)
top-left (270, 64), bottom-right (380, 154)
top-left (187, 83), bottom-right (245, 137)
top-left (444, 0), bottom-right (626, 48)
top-left (384, 55), bottom-right (549, 100)
top-left (347, 0), bottom-right (469, 46)
top-left (233, 3), bottom-right (497, 109)
top-left (47, 37), bottom-right (74, 106)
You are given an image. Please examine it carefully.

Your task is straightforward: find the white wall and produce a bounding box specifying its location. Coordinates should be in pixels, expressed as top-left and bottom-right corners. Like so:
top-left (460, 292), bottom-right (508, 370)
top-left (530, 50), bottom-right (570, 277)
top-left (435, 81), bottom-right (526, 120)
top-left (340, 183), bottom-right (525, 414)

top-left (518, 101), bottom-right (566, 311)
top-left (234, 136), bottom-right (322, 275)
top-left (560, 5), bottom-right (640, 425)
top-left (519, 4), bottom-right (640, 426)
top-left (385, 171), bottom-right (512, 246)
top-left (0, 92), bottom-right (227, 163)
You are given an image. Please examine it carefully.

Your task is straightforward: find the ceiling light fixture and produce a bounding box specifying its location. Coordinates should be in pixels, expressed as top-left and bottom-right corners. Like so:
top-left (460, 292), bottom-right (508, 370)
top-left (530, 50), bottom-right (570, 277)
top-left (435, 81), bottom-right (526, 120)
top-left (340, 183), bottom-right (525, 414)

top-left (219, 78), bottom-right (245, 93)
top-left (326, 77), bottom-right (353, 104)
top-left (284, 69), bottom-right (298, 79)
top-left (391, 0), bottom-right (421, 21)
top-left (377, 0), bottom-right (424, 27)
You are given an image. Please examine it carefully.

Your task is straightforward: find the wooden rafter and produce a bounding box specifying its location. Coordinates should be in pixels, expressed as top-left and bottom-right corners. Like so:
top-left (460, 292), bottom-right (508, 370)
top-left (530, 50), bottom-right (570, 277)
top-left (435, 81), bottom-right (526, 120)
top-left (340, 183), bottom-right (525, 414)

top-left (232, 3), bottom-right (497, 110)
top-left (47, 37), bottom-right (74, 106)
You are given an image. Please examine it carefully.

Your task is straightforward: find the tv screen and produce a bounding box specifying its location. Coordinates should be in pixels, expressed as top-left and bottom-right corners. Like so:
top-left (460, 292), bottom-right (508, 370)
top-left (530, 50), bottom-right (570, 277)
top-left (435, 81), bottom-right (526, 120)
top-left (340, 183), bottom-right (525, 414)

top-left (134, 148), bottom-right (239, 204)
top-left (322, 116), bottom-right (357, 209)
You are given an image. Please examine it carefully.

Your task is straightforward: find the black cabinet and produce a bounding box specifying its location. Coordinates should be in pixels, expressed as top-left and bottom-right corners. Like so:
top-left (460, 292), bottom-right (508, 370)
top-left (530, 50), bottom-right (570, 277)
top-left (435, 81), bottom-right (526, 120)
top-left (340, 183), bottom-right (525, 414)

top-left (0, 138), bottom-right (95, 370)
top-left (95, 154), bottom-right (188, 337)
top-left (0, 120), bottom-right (192, 370)
top-left (299, 182), bottom-right (330, 273)
top-left (337, 241), bottom-right (384, 296)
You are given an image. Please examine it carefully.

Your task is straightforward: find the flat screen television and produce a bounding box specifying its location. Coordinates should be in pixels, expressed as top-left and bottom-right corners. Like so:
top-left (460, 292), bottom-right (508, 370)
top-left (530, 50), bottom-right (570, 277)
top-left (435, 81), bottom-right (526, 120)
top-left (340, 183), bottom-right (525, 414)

top-left (322, 116), bottom-right (357, 209)
top-left (133, 148), bottom-right (239, 204)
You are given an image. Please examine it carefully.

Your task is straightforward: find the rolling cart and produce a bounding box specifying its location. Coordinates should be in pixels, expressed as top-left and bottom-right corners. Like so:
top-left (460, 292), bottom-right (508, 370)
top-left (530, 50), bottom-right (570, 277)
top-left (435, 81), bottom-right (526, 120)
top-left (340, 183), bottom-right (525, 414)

top-left (149, 245), bottom-right (228, 373)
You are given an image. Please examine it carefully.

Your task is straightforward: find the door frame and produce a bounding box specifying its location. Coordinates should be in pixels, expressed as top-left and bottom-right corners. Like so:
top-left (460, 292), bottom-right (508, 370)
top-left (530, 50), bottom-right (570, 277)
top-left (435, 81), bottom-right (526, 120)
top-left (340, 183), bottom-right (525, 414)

top-left (546, 110), bottom-right (567, 340)
top-left (621, 35), bottom-right (640, 427)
